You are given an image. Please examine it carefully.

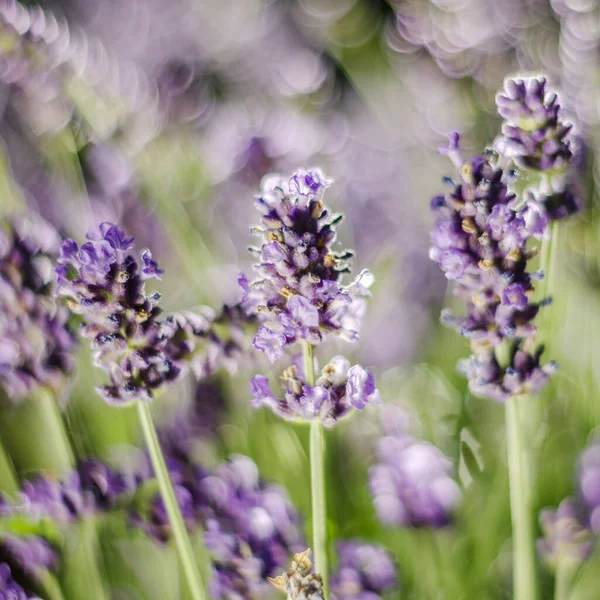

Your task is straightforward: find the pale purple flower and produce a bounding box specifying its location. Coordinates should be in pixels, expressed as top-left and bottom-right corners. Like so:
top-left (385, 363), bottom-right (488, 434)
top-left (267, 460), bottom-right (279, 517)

top-left (253, 326), bottom-right (286, 363)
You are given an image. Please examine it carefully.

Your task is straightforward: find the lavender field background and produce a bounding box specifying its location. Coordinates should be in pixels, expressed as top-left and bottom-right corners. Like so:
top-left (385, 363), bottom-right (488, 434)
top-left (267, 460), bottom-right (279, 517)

top-left (0, 0), bottom-right (600, 598)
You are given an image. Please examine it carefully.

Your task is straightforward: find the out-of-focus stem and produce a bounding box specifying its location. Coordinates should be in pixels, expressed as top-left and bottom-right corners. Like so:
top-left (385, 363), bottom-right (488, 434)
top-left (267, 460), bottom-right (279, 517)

top-left (0, 387), bottom-right (74, 478)
top-left (506, 394), bottom-right (538, 600)
top-left (0, 438), bottom-right (18, 497)
top-left (58, 517), bottom-right (110, 600)
top-left (136, 401), bottom-right (209, 600)
top-left (38, 572), bottom-right (67, 600)
top-left (303, 342), bottom-right (329, 599)
top-left (554, 559), bottom-right (577, 600)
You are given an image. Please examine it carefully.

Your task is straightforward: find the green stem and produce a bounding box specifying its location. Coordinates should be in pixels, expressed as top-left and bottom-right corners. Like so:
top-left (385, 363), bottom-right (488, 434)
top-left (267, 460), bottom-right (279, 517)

top-left (0, 387), bottom-right (74, 478)
top-left (58, 518), bottom-right (110, 600)
top-left (506, 395), bottom-right (538, 600)
top-left (37, 572), bottom-right (67, 600)
top-left (554, 560), bottom-right (577, 600)
top-left (136, 401), bottom-right (208, 600)
top-left (303, 342), bottom-right (329, 599)
top-left (0, 438), bottom-right (18, 497)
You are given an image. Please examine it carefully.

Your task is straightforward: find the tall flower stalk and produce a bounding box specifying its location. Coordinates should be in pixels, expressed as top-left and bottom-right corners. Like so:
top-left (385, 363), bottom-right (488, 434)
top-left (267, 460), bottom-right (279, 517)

top-left (303, 342), bottom-right (328, 591)
top-left (429, 76), bottom-right (579, 600)
top-left (242, 169), bottom-right (380, 598)
top-left (54, 222), bottom-right (230, 600)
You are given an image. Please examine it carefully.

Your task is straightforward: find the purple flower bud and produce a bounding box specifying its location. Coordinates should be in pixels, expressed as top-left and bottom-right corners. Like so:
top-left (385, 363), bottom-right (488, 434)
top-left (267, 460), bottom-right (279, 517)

top-left (501, 283), bottom-right (528, 310)
top-left (346, 365), bottom-right (380, 410)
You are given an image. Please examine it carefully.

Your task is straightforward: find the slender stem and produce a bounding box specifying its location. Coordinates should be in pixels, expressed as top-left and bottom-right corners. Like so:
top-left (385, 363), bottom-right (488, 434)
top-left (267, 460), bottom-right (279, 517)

top-left (555, 560), bottom-right (577, 600)
top-left (136, 401), bottom-right (208, 600)
top-left (38, 572), bottom-right (67, 600)
top-left (506, 395), bottom-right (538, 600)
top-left (0, 438), bottom-right (18, 497)
top-left (303, 342), bottom-right (329, 599)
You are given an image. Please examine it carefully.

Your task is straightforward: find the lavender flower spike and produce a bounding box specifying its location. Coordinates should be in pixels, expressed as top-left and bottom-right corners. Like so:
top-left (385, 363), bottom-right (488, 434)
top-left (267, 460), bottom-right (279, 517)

top-left (241, 168), bottom-right (373, 361)
top-left (496, 77), bottom-right (573, 173)
top-left (430, 135), bottom-right (555, 400)
top-left (56, 222), bottom-right (227, 405)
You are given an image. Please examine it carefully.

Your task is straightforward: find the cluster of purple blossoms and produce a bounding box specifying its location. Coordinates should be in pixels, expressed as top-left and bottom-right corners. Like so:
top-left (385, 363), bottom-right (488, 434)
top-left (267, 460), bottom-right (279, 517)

top-left (429, 77), bottom-right (581, 402)
top-left (495, 77), bottom-right (580, 221)
top-left (430, 133), bottom-right (556, 401)
top-left (495, 77), bottom-right (573, 174)
top-left (0, 216), bottom-right (76, 399)
top-left (369, 420), bottom-right (461, 528)
top-left (134, 452), bottom-right (305, 599)
top-left (240, 168), bottom-right (373, 363)
top-left (250, 355), bottom-right (380, 427)
top-left (330, 541), bottom-right (397, 600)
top-left (577, 440), bottom-right (600, 534)
top-left (56, 222), bottom-right (246, 405)
top-left (0, 534), bottom-right (58, 582)
top-left (7, 459), bottom-right (133, 522)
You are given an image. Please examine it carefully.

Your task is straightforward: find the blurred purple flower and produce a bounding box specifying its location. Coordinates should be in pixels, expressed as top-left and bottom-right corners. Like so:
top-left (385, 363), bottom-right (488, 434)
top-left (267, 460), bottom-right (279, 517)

top-left (0, 562), bottom-right (40, 599)
top-left (331, 541), bottom-right (398, 600)
top-left (369, 430), bottom-right (461, 528)
top-left (0, 216), bottom-right (76, 400)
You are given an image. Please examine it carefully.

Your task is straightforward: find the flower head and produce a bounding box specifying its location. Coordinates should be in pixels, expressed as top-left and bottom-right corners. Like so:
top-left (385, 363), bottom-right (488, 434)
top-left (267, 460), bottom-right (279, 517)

top-left (241, 169), bottom-right (373, 361)
top-left (0, 217), bottom-right (76, 400)
top-left (458, 344), bottom-right (557, 403)
top-left (250, 356), bottom-right (380, 427)
top-left (496, 77), bottom-right (573, 172)
top-left (431, 133), bottom-right (556, 400)
top-left (57, 223), bottom-right (244, 404)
